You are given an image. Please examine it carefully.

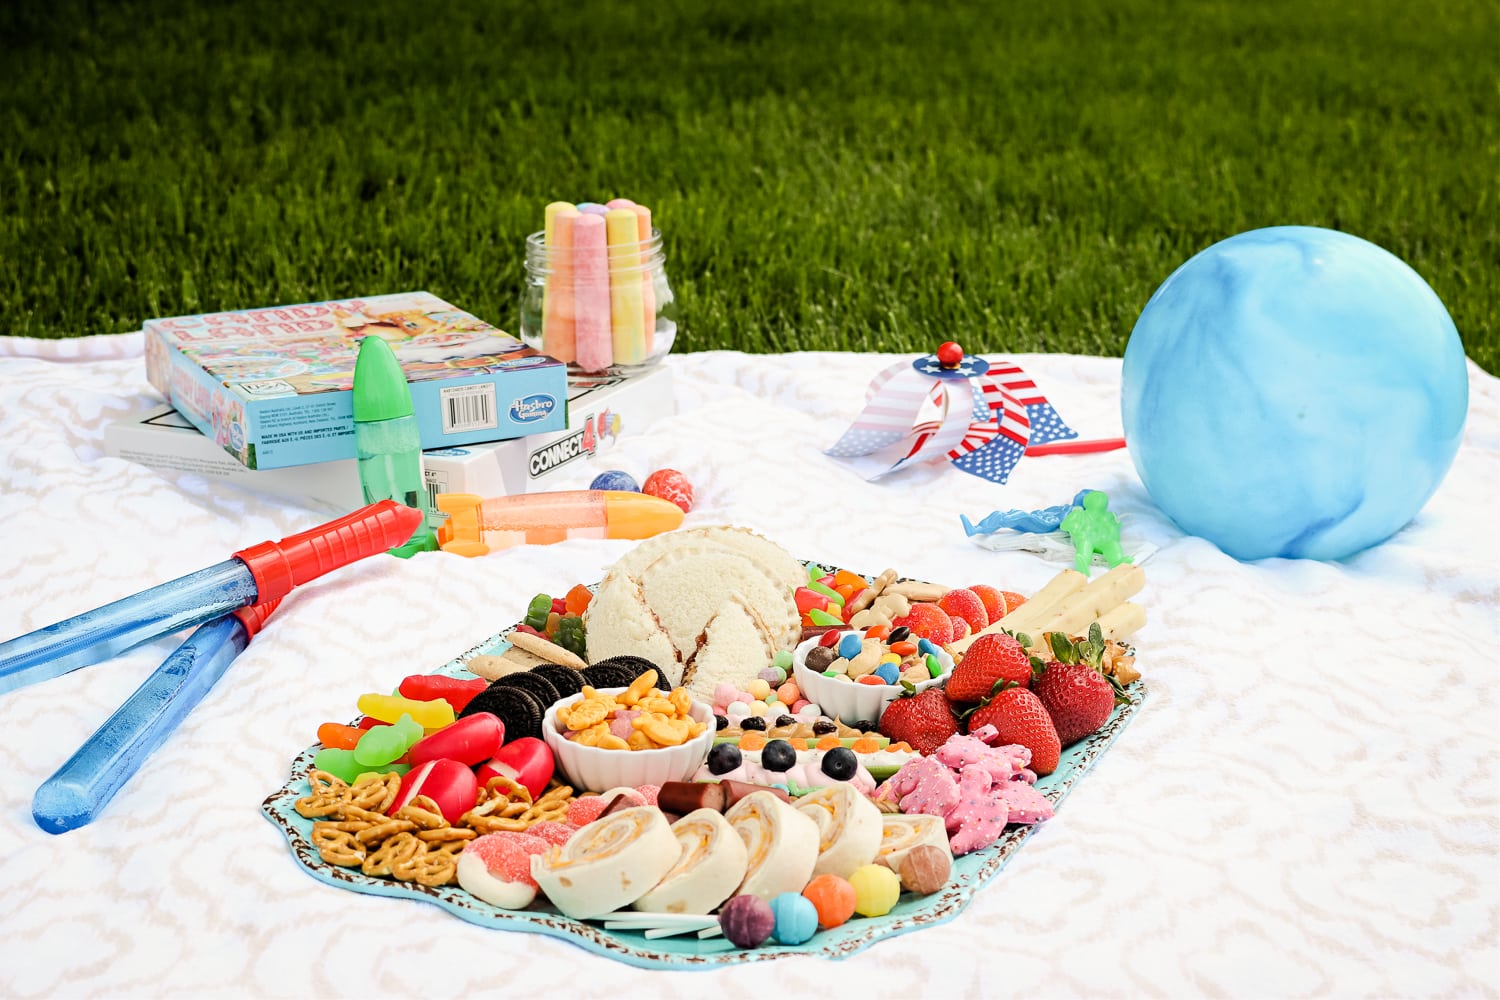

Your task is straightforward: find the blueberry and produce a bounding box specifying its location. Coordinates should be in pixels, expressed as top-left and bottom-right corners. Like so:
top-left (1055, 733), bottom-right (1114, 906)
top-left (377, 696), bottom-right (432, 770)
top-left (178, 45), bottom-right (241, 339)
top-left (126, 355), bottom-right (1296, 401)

top-left (821, 747), bottom-right (858, 781)
top-left (887, 626), bottom-right (911, 643)
top-left (775, 715), bottom-right (796, 728)
top-left (740, 716), bottom-right (767, 732)
top-left (761, 739), bottom-right (797, 772)
top-left (715, 714), bottom-right (729, 731)
top-left (812, 719), bottom-right (837, 736)
top-left (707, 743), bottom-right (743, 776)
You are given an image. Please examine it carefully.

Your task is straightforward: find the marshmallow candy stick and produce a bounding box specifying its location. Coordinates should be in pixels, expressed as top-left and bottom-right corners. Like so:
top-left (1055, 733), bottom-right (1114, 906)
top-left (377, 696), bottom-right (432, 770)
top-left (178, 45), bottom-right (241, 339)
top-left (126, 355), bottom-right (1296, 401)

top-left (876, 813), bottom-right (952, 872)
top-left (572, 213), bottom-right (613, 373)
top-left (726, 791), bottom-right (820, 901)
top-left (606, 208), bottom-right (648, 366)
top-left (794, 783), bottom-right (883, 879)
top-left (629, 204), bottom-right (656, 355)
top-left (632, 808), bottom-right (749, 915)
top-left (542, 202), bottom-right (580, 364)
top-left (530, 806), bottom-right (681, 919)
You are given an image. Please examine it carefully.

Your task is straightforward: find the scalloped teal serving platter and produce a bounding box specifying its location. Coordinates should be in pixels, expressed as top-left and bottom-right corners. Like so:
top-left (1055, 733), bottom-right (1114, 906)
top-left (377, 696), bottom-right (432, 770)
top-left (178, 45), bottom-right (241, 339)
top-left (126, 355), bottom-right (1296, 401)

top-left (263, 599), bottom-right (1145, 969)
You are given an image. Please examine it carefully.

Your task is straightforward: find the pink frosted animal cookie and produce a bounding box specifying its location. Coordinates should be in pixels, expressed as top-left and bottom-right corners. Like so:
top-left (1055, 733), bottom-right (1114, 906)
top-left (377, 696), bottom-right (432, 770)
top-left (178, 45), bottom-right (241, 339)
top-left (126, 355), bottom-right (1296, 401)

top-left (934, 731), bottom-right (1033, 785)
top-left (879, 757), bottom-right (961, 818)
top-left (456, 833), bottom-right (550, 909)
top-left (943, 766), bottom-right (1010, 855)
top-left (995, 780), bottom-right (1054, 824)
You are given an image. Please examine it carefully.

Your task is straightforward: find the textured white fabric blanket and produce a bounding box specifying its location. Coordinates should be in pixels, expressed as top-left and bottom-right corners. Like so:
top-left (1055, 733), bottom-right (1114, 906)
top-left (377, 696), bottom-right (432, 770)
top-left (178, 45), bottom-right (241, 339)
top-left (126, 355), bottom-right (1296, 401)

top-left (0, 335), bottom-right (1495, 998)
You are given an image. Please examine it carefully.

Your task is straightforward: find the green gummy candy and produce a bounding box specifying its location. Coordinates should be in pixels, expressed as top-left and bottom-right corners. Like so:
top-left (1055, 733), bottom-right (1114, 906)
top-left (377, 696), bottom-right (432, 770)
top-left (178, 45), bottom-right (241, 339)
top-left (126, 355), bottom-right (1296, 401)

top-left (773, 649), bottom-right (793, 669)
top-left (807, 608), bottom-right (843, 626)
top-left (353, 725), bottom-right (406, 767)
top-left (392, 712), bottom-right (424, 751)
top-left (312, 748), bottom-right (364, 783)
top-left (807, 580), bottom-right (843, 604)
top-left (925, 653), bottom-right (943, 677)
top-left (356, 764), bottom-right (409, 782)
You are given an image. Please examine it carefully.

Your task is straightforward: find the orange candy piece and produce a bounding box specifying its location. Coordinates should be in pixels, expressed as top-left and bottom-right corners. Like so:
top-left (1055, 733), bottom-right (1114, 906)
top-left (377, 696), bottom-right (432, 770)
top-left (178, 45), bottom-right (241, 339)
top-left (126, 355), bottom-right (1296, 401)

top-left (864, 624), bottom-right (892, 641)
top-left (889, 640), bottom-right (918, 656)
top-left (856, 675), bottom-right (885, 686)
top-left (832, 570), bottom-right (868, 590)
top-left (317, 723), bottom-right (363, 750)
top-left (564, 584), bottom-right (593, 615)
top-left (740, 732), bottom-right (767, 752)
top-left (803, 874), bottom-right (858, 929)
top-left (816, 735), bottom-right (842, 751)
top-left (850, 736), bottom-right (881, 753)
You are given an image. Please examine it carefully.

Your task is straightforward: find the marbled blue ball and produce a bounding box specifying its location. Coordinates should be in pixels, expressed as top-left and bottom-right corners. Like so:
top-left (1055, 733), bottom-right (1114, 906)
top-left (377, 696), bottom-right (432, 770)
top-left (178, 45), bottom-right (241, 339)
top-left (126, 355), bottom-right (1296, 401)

top-left (1121, 226), bottom-right (1467, 561)
top-left (589, 469), bottom-right (639, 492)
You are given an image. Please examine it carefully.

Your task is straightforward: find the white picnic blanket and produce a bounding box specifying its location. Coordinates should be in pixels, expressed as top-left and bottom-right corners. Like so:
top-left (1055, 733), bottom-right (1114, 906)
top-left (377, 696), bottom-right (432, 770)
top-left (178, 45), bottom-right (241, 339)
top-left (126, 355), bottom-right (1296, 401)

top-left (0, 335), bottom-right (1495, 998)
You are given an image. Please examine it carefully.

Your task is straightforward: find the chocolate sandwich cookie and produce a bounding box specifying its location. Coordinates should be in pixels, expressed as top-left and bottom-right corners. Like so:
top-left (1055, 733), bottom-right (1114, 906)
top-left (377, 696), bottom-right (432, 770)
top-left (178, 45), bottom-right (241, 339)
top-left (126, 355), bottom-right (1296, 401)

top-left (580, 663), bottom-right (635, 690)
top-left (491, 670), bottom-right (561, 709)
top-left (531, 664), bottom-right (584, 702)
top-left (588, 655), bottom-right (672, 690)
top-left (457, 684), bottom-right (546, 742)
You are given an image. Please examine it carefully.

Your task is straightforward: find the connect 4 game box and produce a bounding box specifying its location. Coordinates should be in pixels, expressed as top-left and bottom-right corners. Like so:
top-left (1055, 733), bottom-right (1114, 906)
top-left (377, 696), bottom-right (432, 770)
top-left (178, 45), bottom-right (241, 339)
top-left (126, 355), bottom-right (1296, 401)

top-left (143, 292), bottom-right (567, 470)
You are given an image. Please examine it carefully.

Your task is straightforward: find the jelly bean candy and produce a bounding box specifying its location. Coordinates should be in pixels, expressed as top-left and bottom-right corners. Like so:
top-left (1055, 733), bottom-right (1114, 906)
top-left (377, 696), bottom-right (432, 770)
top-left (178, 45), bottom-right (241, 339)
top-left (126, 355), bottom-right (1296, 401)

top-left (590, 469), bottom-right (639, 492)
top-left (398, 674), bottom-right (488, 713)
top-left (564, 584), bottom-right (594, 615)
top-left (926, 653), bottom-right (944, 678)
top-left (356, 693), bottom-right (455, 729)
top-left (641, 468), bottom-right (694, 513)
top-left (317, 723), bottom-right (363, 751)
top-left (523, 594), bottom-right (552, 630)
top-left (807, 608), bottom-right (843, 627)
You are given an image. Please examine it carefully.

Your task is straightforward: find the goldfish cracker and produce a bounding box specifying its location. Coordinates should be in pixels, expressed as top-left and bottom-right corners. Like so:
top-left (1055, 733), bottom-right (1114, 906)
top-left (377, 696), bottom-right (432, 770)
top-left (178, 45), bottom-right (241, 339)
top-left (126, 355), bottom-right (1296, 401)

top-left (357, 693), bottom-right (455, 729)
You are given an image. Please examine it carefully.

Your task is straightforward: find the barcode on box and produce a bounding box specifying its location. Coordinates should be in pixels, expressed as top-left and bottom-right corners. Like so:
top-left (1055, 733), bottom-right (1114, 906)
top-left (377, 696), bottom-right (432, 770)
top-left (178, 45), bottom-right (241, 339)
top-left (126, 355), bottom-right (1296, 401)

top-left (424, 469), bottom-right (450, 517)
top-left (439, 384), bottom-right (498, 434)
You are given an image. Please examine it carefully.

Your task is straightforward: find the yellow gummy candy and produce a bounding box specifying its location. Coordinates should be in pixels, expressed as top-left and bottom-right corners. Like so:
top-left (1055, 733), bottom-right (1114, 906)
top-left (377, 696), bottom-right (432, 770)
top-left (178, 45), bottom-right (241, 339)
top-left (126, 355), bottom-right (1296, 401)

top-left (356, 693), bottom-right (455, 730)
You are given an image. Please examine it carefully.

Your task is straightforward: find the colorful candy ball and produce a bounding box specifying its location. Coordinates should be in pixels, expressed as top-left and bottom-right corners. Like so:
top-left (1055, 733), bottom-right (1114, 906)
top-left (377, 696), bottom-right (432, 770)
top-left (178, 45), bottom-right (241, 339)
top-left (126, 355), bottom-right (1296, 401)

top-left (848, 863), bottom-right (902, 917)
top-left (719, 894), bottom-right (776, 948)
top-left (641, 468), bottom-right (694, 513)
top-left (769, 892), bottom-right (820, 945)
top-left (802, 874), bottom-right (858, 929)
top-left (589, 469), bottom-right (639, 492)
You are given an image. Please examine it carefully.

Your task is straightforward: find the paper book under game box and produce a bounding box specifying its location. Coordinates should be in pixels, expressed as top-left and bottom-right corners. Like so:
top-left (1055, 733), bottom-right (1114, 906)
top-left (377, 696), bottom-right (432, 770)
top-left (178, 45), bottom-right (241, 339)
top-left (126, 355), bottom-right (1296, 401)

top-left (144, 292), bottom-right (567, 470)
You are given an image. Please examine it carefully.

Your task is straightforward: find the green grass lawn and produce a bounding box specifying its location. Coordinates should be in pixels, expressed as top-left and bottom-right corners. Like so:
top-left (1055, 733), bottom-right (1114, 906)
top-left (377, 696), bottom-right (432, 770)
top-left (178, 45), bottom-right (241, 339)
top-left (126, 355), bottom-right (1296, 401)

top-left (3, 0), bottom-right (1497, 371)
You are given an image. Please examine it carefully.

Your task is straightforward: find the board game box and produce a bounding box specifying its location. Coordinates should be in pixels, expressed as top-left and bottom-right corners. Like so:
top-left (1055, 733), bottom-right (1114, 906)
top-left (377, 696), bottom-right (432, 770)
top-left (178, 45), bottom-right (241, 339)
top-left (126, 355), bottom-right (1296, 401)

top-left (144, 292), bottom-right (568, 470)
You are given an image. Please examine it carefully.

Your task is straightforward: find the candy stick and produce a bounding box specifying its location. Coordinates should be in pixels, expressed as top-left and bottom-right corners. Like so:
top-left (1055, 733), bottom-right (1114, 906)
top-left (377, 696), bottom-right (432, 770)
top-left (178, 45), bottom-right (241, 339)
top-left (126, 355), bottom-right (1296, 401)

top-left (577, 203), bottom-right (609, 216)
top-left (629, 203), bottom-right (656, 353)
top-left (542, 203), bottom-right (580, 363)
top-left (605, 198), bottom-right (637, 210)
top-left (1026, 436), bottom-right (1127, 457)
top-left (573, 214), bottom-right (612, 372)
top-left (606, 208), bottom-right (647, 366)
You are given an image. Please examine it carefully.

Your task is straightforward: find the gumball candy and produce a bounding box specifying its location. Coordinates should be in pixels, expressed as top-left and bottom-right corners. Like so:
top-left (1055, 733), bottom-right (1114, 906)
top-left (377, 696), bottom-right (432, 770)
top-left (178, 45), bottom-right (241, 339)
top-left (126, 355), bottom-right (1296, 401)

top-left (719, 894), bottom-right (776, 949)
top-left (770, 892), bottom-right (819, 945)
top-left (590, 469), bottom-right (640, 492)
top-left (388, 758), bottom-right (478, 825)
top-left (641, 468), bottom-right (694, 513)
top-left (802, 874), bottom-right (858, 929)
top-left (848, 863), bottom-right (902, 917)
top-left (408, 711), bottom-right (503, 767)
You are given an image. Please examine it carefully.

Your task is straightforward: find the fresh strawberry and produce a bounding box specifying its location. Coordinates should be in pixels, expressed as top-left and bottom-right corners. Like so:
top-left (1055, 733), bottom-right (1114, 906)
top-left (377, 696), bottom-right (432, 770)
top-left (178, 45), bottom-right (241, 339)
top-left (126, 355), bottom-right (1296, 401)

top-left (878, 688), bottom-right (959, 756)
top-left (891, 603), bottom-right (954, 646)
top-left (968, 584), bottom-right (1007, 623)
top-left (966, 687), bottom-right (1060, 775)
top-left (945, 633), bottom-right (1035, 702)
top-left (1032, 626), bottom-right (1126, 746)
top-left (937, 588), bottom-right (989, 632)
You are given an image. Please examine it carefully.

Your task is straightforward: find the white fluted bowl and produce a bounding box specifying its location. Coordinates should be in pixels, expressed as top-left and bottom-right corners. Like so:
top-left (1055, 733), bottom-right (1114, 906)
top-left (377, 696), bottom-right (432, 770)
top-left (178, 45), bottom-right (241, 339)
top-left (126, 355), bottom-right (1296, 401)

top-left (543, 687), bottom-right (714, 793)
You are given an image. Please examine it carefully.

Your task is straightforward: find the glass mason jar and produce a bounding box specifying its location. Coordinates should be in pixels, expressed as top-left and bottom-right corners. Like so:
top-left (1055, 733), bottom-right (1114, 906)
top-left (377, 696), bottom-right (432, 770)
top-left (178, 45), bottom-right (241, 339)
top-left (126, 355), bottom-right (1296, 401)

top-left (519, 226), bottom-right (677, 375)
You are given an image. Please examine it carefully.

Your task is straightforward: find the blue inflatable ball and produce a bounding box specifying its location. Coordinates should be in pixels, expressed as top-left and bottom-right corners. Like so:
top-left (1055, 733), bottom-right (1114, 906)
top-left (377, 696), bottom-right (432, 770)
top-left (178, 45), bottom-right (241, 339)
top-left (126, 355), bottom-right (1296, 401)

top-left (589, 469), bottom-right (639, 492)
top-left (1121, 226), bottom-right (1467, 561)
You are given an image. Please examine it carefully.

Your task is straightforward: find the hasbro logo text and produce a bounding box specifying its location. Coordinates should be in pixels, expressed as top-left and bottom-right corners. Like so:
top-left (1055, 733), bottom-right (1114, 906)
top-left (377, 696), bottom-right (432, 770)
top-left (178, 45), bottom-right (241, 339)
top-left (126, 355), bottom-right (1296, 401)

top-left (509, 394), bottom-right (557, 423)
